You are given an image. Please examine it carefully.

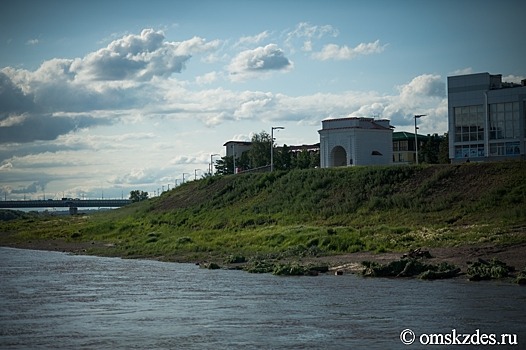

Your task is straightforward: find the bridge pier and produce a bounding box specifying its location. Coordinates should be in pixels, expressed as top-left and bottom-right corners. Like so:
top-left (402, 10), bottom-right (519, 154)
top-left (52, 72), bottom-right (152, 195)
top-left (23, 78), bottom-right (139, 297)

top-left (69, 207), bottom-right (78, 215)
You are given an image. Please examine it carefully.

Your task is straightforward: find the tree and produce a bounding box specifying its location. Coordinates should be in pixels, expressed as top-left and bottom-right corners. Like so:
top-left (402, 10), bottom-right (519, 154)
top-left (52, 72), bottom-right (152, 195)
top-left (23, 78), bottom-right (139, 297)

top-left (248, 131), bottom-right (272, 169)
top-left (438, 133), bottom-right (450, 164)
top-left (274, 144), bottom-right (292, 170)
top-left (215, 156), bottom-right (234, 175)
top-left (129, 190), bottom-right (149, 202)
top-left (215, 150), bottom-right (251, 175)
top-left (420, 133), bottom-right (449, 164)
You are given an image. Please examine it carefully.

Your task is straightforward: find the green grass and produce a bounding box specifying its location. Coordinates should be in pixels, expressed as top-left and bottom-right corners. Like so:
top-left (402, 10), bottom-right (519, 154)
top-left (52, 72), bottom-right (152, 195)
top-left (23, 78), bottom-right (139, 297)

top-left (1, 161), bottom-right (525, 261)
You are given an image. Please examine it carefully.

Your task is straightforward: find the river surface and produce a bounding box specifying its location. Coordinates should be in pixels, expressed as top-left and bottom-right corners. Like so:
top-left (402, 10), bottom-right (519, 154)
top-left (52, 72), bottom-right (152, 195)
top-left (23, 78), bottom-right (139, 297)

top-left (1, 247), bottom-right (525, 349)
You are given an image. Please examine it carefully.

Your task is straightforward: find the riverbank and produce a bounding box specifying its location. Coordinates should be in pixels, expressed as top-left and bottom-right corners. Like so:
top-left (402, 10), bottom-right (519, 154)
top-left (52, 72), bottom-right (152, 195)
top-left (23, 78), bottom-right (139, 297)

top-left (2, 234), bottom-right (525, 281)
top-left (2, 162), bottom-right (525, 281)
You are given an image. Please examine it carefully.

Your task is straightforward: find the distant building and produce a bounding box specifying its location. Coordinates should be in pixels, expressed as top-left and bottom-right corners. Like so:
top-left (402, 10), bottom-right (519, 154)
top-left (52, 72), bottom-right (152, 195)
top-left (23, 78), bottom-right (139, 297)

top-left (318, 117), bottom-right (393, 167)
top-left (448, 72), bottom-right (526, 162)
top-left (392, 131), bottom-right (428, 164)
top-left (223, 141), bottom-right (320, 158)
top-left (287, 143), bottom-right (320, 155)
top-left (223, 141), bottom-right (253, 159)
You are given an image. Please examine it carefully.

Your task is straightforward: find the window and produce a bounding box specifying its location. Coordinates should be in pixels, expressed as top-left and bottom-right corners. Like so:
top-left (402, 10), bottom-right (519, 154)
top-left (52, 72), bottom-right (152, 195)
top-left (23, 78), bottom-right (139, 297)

top-left (454, 105), bottom-right (484, 142)
top-left (489, 143), bottom-right (505, 156)
top-left (506, 142), bottom-right (520, 155)
top-left (455, 144), bottom-right (484, 159)
top-left (489, 142), bottom-right (520, 156)
top-left (489, 102), bottom-right (519, 139)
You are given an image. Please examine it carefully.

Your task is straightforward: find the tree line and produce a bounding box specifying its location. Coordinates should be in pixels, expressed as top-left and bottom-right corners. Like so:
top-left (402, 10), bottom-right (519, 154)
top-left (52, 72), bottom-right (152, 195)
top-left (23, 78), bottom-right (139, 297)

top-left (214, 131), bottom-right (320, 175)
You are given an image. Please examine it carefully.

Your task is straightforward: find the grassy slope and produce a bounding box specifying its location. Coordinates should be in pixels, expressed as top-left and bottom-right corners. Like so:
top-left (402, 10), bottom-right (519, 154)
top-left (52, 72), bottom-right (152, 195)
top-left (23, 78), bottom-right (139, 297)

top-left (1, 161), bottom-right (525, 261)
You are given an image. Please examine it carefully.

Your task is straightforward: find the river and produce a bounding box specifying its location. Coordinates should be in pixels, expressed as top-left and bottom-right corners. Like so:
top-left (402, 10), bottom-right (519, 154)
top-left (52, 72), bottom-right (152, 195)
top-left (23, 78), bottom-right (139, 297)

top-left (1, 247), bottom-right (524, 349)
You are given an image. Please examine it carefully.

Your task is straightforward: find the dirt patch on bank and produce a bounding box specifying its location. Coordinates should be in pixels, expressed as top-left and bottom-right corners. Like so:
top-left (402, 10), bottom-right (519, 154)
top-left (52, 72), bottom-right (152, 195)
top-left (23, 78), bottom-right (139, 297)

top-left (3, 234), bottom-right (524, 278)
top-left (0, 235), bottom-right (113, 255)
top-left (303, 243), bottom-right (526, 271)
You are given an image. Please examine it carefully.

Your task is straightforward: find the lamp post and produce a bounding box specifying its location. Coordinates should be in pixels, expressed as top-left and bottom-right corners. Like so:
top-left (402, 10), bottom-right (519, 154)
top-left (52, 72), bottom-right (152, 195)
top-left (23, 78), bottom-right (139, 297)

top-left (232, 143), bottom-right (236, 174)
top-left (182, 173), bottom-right (191, 184)
top-left (271, 126), bottom-right (284, 172)
top-left (210, 153), bottom-right (220, 175)
top-left (414, 114), bottom-right (426, 165)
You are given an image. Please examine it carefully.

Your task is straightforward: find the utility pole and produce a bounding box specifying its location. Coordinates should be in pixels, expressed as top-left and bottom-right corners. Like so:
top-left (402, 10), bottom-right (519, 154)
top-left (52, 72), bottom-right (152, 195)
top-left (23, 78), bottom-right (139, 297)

top-left (232, 143), bottom-right (236, 174)
top-left (414, 115), bottom-right (426, 165)
top-left (271, 126), bottom-right (284, 172)
top-left (210, 154), bottom-right (220, 175)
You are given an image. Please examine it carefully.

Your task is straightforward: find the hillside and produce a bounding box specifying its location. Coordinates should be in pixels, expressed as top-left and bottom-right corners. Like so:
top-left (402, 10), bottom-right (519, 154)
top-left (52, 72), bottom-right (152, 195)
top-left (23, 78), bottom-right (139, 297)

top-left (1, 161), bottom-right (525, 264)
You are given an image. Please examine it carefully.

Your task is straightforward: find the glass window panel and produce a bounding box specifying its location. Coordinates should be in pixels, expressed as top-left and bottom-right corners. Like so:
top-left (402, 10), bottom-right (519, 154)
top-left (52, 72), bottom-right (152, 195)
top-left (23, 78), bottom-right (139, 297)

top-left (490, 128), bottom-right (496, 140)
top-left (490, 118), bottom-right (497, 127)
top-left (455, 127), bottom-right (461, 142)
top-left (499, 144), bottom-right (505, 155)
top-left (456, 113), bottom-right (464, 125)
top-left (505, 125), bottom-right (513, 138)
top-left (477, 112), bottom-right (484, 125)
top-left (478, 145), bottom-right (485, 157)
top-left (490, 144), bottom-right (497, 155)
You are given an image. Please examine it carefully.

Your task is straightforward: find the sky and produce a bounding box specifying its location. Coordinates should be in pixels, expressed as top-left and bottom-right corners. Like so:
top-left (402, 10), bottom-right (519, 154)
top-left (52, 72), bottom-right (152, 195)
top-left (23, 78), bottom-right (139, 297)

top-left (1, 0), bottom-right (525, 200)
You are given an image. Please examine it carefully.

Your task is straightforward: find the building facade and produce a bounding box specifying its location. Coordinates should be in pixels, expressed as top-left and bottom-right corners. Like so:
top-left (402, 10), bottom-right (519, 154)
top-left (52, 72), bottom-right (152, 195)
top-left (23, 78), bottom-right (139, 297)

top-left (448, 72), bottom-right (526, 162)
top-left (223, 141), bottom-right (253, 159)
top-left (318, 117), bottom-right (393, 167)
top-left (392, 131), bottom-right (428, 164)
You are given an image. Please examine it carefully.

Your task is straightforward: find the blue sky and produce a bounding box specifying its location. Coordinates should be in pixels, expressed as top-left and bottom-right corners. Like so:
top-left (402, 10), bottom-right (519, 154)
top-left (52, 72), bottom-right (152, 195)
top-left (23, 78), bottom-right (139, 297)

top-left (1, 0), bottom-right (524, 200)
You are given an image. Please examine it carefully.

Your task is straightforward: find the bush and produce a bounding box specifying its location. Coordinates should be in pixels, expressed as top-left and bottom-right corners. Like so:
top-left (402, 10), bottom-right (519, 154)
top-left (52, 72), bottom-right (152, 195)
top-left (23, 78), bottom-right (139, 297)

top-left (467, 258), bottom-right (513, 281)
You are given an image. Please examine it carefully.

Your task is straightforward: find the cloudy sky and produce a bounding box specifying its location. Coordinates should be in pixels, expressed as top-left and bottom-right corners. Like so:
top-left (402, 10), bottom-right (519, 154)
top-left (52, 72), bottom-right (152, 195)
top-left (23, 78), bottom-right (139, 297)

top-left (1, 0), bottom-right (524, 200)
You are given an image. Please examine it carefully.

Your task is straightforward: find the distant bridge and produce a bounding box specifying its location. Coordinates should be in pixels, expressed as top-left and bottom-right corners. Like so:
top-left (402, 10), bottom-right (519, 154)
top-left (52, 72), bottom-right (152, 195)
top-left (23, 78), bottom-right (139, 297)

top-left (0, 199), bottom-right (131, 214)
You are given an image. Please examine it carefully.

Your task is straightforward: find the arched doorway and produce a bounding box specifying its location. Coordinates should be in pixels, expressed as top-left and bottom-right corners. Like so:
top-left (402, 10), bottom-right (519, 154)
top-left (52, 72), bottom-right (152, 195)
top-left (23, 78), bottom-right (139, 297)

top-left (331, 146), bottom-right (347, 167)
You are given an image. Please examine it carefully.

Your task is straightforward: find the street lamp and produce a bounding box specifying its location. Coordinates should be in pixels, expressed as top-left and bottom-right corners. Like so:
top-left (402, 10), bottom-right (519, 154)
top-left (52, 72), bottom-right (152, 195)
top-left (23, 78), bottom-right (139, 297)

top-left (414, 114), bottom-right (426, 165)
top-left (182, 173), bottom-right (191, 184)
top-left (271, 126), bottom-right (285, 172)
top-left (210, 153), bottom-right (220, 175)
top-left (232, 143), bottom-right (236, 174)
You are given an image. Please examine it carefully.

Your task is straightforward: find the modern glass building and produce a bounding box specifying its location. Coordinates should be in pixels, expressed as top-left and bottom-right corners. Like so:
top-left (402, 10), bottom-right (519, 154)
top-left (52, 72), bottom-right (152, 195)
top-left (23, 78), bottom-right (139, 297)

top-left (448, 72), bottom-right (526, 162)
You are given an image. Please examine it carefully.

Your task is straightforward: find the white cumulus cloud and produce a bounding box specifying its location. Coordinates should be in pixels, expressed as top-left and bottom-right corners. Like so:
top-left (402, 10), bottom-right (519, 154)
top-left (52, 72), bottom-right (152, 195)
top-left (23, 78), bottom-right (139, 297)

top-left (311, 40), bottom-right (386, 61)
top-left (228, 44), bottom-right (293, 81)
